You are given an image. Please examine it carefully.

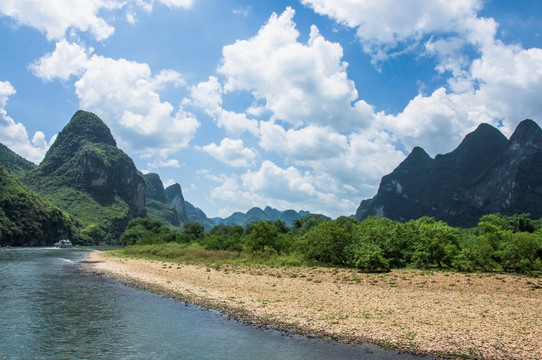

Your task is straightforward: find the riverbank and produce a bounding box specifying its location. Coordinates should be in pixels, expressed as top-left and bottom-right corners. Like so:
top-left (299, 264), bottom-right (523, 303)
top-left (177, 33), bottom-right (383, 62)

top-left (85, 251), bottom-right (542, 360)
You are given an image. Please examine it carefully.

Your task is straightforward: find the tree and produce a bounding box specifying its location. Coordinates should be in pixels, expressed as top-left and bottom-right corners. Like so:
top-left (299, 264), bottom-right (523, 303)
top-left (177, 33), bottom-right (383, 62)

top-left (245, 221), bottom-right (278, 254)
top-left (292, 213), bottom-right (330, 235)
top-left (498, 232), bottom-right (542, 273)
top-left (120, 217), bottom-right (169, 246)
top-left (453, 235), bottom-right (496, 272)
top-left (408, 217), bottom-right (460, 268)
top-left (183, 222), bottom-right (205, 240)
top-left (297, 218), bottom-right (355, 266)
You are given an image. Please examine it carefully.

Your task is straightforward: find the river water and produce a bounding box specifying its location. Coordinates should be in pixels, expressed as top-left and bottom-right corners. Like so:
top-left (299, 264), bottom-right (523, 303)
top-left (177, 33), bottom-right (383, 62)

top-left (0, 248), bottom-right (428, 360)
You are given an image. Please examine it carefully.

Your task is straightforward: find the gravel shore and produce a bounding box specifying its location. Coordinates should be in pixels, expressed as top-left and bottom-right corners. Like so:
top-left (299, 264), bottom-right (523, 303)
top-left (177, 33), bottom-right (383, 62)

top-left (85, 251), bottom-right (542, 360)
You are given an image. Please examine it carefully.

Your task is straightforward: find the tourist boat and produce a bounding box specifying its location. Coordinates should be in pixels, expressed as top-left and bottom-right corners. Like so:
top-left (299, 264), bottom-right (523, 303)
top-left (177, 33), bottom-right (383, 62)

top-left (54, 239), bottom-right (73, 248)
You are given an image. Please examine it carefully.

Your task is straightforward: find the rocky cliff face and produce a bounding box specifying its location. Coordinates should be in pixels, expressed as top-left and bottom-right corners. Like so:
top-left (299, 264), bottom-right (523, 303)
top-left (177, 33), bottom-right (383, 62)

top-left (356, 119), bottom-right (542, 227)
top-left (24, 110), bottom-right (146, 240)
top-left (144, 173), bottom-right (180, 227)
top-left (164, 183), bottom-right (189, 223)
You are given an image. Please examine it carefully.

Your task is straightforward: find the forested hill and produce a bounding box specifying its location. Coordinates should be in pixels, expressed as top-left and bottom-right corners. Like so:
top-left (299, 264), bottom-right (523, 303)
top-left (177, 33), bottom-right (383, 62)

top-left (0, 166), bottom-right (77, 246)
top-left (23, 110), bottom-right (147, 244)
top-left (356, 119), bottom-right (542, 227)
top-left (0, 143), bottom-right (36, 178)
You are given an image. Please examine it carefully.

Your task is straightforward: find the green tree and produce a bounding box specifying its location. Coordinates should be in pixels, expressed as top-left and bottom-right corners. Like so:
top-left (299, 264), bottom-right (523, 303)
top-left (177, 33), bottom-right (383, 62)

top-left (409, 217), bottom-right (460, 268)
top-left (297, 217), bottom-right (356, 266)
top-left (453, 235), bottom-right (497, 272)
top-left (120, 217), bottom-right (167, 246)
top-left (245, 221), bottom-right (278, 254)
top-left (292, 213), bottom-right (330, 235)
top-left (498, 232), bottom-right (542, 273)
top-left (183, 222), bottom-right (205, 240)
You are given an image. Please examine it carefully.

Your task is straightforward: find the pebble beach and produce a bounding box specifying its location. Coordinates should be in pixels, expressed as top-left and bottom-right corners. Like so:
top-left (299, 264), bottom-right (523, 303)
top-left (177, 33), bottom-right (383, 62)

top-left (85, 252), bottom-right (542, 360)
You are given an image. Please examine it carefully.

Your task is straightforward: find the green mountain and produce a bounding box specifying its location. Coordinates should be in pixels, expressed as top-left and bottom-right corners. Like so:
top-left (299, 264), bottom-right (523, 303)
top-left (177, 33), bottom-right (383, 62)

top-left (143, 173), bottom-right (180, 228)
top-left (0, 166), bottom-right (77, 246)
top-left (185, 201), bottom-right (215, 230)
top-left (356, 119), bottom-right (542, 227)
top-left (164, 183), bottom-right (189, 223)
top-left (0, 143), bottom-right (36, 178)
top-left (24, 110), bottom-right (146, 243)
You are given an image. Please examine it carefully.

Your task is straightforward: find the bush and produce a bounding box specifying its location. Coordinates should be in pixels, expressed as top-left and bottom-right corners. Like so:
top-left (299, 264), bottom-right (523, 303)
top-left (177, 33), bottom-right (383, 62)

top-left (297, 217), bottom-right (356, 266)
top-left (498, 232), bottom-right (542, 274)
top-left (453, 235), bottom-right (497, 272)
top-left (351, 242), bottom-right (390, 272)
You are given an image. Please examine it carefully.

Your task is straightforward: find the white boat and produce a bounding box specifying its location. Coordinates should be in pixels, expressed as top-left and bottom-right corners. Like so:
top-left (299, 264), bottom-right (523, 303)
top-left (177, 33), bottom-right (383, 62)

top-left (54, 239), bottom-right (73, 248)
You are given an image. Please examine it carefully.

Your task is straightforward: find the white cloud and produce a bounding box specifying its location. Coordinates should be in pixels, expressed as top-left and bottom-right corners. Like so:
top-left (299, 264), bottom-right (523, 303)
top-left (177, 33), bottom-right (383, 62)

top-left (206, 161), bottom-right (356, 217)
top-left (201, 138), bottom-right (257, 168)
top-left (233, 6), bottom-right (250, 18)
top-left (155, 0), bottom-right (193, 8)
top-left (302, 0), bottom-right (485, 64)
top-left (32, 41), bottom-right (200, 167)
top-left (0, 0), bottom-right (194, 41)
top-left (0, 0), bottom-right (120, 40)
top-left (29, 39), bottom-right (91, 81)
top-left (259, 120), bottom-right (403, 187)
top-left (218, 7), bottom-right (373, 130)
top-left (185, 76), bottom-right (259, 136)
top-left (259, 122), bottom-right (348, 161)
top-left (0, 81), bottom-right (54, 163)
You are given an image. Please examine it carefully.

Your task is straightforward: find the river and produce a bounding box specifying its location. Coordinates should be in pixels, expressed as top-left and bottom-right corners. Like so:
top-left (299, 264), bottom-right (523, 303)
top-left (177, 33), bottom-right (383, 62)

top-left (0, 248), bottom-right (428, 359)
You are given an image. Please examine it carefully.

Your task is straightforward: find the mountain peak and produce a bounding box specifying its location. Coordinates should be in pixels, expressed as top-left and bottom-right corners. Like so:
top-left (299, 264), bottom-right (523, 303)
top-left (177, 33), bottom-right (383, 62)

top-left (451, 123), bottom-right (508, 157)
top-left (509, 119), bottom-right (542, 146)
top-left (407, 146), bottom-right (431, 162)
top-left (165, 183), bottom-right (189, 223)
top-left (24, 110), bottom-right (146, 241)
top-left (394, 146), bottom-right (432, 173)
top-left (143, 173), bottom-right (168, 203)
top-left (59, 110), bottom-right (116, 148)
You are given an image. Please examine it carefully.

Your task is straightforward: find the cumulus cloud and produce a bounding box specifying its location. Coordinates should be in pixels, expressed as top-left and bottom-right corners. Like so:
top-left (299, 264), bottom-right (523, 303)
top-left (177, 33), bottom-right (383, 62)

top-left (260, 121), bottom-right (404, 191)
top-left (259, 122), bottom-right (348, 161)
top-left (301, 0), bottom-right (485, 64)
top-left (205, 161), bottom-right (356, 217)
top-left (0, 0), bottom-right (194, 41)
top-left (185, 76), bottom-right (259, 136)
top-left (29, 39), bottom-right (91, 81)
top-left (32, 41), bottom-right (199, 167)
top-left (218, 7), bottom-right (373, 130)
top-left (0, 81), bottom-right (54, 163)
top-left (0, 0), bottom-right (120, 40)
top-left (201, 138), bottom-right (257, 168)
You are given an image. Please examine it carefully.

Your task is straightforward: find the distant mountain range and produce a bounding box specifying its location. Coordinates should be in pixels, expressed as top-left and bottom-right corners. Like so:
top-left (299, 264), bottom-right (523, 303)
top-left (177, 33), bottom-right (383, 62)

top-left (356, 119), bottom-right (542, 227)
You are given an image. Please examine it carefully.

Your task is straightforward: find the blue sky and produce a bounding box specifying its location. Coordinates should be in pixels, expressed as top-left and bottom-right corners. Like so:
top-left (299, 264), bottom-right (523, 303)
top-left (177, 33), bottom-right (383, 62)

top-left (1, 0), bottom-right (541, 218)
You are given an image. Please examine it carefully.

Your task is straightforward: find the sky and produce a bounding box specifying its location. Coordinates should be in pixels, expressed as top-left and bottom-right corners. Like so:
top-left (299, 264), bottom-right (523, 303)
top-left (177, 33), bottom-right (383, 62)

top-left (1, 0), bottom-right (542, 219)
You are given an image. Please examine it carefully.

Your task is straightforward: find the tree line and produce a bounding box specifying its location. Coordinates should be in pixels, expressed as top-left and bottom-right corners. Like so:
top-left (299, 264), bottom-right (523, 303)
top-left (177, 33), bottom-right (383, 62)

top-left (120, 213), bottom-right (542, 275)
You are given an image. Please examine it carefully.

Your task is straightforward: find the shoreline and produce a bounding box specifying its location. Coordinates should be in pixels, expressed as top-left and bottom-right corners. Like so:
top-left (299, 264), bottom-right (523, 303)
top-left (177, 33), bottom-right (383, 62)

top-left (83, 251), bottom-right (542, 360)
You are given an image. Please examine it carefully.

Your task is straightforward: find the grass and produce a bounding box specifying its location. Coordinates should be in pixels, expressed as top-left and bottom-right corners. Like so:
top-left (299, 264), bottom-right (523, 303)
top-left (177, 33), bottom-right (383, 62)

top-left (115, 243), bottom-right (306, 267)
